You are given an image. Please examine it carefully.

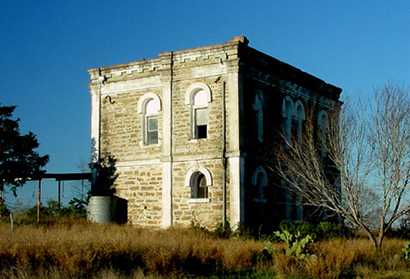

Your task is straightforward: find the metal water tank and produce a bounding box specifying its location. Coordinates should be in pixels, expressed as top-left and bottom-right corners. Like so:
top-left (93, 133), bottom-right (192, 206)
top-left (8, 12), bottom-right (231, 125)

top-left (87, 196), bottom-right (112, 223)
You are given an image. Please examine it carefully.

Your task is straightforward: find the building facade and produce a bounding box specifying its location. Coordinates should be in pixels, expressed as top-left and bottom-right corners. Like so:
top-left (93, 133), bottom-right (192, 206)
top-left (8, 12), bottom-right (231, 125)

top-left (88, 36), bottom-right (342, 230)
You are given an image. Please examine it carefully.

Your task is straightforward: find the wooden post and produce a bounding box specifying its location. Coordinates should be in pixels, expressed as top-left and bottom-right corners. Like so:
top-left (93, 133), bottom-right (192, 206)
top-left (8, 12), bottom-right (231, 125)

top-left (9, 212), bottom-right (13, 233)
top-left (58, 180), bottom-right (61, 208)
top-left (37, 179), bottom-right (42, 223)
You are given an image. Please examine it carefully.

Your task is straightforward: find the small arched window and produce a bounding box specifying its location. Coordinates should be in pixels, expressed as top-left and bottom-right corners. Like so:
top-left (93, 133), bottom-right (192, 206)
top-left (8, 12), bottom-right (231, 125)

top-left (190, 172), bottom-right (208, 199)
top-left (137, 93), bottom-right (161, 146)
top-left (185, 83), bottom-right (212, 140)
top-left (185, 167), bottom-right (212, 200)
top-left (282, 96), bottom-right (294, 143)
top-left (294, 101), bottom-right (305, 143)
top-left (252, 166), bottom-right (268, 203)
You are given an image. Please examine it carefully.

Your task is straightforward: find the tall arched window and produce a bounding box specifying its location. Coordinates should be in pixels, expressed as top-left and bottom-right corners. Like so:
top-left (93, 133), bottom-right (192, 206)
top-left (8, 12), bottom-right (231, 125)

top-left (253, 91), bottom-right (264, 143)
top-left (282, 96), bottom-right (294, 143)
top-left (185, 83), bottom-right (212, 140)
top-left (144, 99), bottom-right (159, 144)
top-left (192, 90), bottom-right (208, 139)
top-left (137, 93), bottom-right (161, 145)
top-left (318, 110), bottom-right (329, 154)
top-left (294, 101), bottom-right (305, 143)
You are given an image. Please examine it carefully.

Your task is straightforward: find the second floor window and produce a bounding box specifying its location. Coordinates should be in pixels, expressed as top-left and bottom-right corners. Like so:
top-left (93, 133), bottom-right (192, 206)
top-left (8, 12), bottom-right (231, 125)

top-left (253, 91), bottom-right (264, 143)
top-left (294, 101), bottom-right (305, 143)
top-left (144, 99), bottom-right (159, 145)
top-left (194, 107), bottom-right (208, 139)
top-left (185, 83), bottom-right (212, 140)
top-left (192, 89), bottom-right (209, 139)
top-left (282, 96), bottom-right (294, 144)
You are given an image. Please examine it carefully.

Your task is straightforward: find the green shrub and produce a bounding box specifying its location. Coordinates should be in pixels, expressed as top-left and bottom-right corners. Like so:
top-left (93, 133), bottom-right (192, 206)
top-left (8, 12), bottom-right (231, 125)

top-left (10, 199), bottom-right (87, 225)
top-left (214, 222), bottom-right (233, 239)
top-left (277, 221), bottom-right (351, 241)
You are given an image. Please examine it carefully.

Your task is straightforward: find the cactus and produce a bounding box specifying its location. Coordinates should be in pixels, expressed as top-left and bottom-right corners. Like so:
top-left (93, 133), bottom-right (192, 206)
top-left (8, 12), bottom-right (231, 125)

top-left (273, 229), bottom-right (314, 258)
top-left (402, 242), bottom-right (410, 260)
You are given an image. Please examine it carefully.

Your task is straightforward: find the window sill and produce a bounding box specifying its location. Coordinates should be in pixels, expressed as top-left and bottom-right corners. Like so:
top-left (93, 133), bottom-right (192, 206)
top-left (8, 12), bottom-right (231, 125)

top-left (188, 198), bottom-right (210, 203)
top-left (139, 141), bottom-right (161, 148)
top-left (188, 138), bottom-right (208, 143)
top-left (253, 198), bottom-right (267, 204)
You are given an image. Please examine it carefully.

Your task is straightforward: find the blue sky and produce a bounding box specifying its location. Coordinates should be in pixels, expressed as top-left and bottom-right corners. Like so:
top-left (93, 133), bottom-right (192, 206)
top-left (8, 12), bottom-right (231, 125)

top-left (1, 0), bottom-right (409, 207)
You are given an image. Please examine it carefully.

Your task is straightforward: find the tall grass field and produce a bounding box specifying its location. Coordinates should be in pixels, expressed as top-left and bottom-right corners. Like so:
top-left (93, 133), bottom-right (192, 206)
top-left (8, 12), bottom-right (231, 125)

top-left (0, 221), bottom-right (409, 278)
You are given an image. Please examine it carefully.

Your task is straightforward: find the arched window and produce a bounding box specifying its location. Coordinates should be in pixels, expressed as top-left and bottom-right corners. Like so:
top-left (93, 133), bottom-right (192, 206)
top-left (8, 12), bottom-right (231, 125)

top-left (282, 96), bottom-right (294, 143)
top-left (185, 83), bottom-right (212, 139)
top-left (252, 166), bottom-right (268, 202)
top-left (294, 100), bottom-right (305, 143)
top-left (144, 99), bottom-right (159, 144)
top-left (137, 93), bottom-right (161, 145)
top-left (318, 110), bottom-right (329, 154)
top-left (253, 91), bottom-right (264, 143)
top-left (190, 172), bottom-right (208, 198)
top-left (192, 90), bottom-right (208, 139)
top-left (185, 167), bottom-right (212, 200)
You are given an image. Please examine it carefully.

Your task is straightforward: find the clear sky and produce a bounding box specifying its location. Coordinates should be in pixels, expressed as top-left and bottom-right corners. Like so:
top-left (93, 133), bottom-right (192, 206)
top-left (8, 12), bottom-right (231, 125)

top-left (1, 0), bottom-right (409, 207)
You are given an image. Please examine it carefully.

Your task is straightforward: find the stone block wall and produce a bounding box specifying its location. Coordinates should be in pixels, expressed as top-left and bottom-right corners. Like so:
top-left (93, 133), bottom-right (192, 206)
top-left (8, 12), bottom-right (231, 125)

top-left (100, 88), bottom-right (163, 161)
top-left (89, 36), bottom-right (341, 230)
top-left (114, 164), bottom-right (162, 228)
top-left (90, 38), bottom-right (243, 229)
top-left (172, 159), bottom-right (225, 229)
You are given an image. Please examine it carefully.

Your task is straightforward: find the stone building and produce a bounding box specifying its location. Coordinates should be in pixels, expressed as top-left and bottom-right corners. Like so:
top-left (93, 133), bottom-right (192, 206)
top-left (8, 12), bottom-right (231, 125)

top-left (88, 36), bottom-right (342, 230)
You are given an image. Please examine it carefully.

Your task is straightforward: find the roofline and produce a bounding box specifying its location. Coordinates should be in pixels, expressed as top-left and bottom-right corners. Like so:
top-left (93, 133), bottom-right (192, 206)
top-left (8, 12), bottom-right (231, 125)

top-left (88, 36), bottom-right (247, 73)
top-left (243, 45), bottom-right (342, 96)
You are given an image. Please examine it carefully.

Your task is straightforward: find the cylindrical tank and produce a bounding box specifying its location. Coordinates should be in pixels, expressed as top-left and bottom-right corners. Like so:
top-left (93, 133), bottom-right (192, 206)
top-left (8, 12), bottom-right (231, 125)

top-left (87, 196), bottom-right (112, 223)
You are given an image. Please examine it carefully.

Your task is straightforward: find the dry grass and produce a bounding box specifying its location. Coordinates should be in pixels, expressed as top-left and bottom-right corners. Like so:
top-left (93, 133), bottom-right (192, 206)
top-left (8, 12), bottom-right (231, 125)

top-left (0, 222), bottom-right (409, 278)
top-left (0, 223), bottom-right (265, 278)
top-left (273, 238), bottom-right (409, 279)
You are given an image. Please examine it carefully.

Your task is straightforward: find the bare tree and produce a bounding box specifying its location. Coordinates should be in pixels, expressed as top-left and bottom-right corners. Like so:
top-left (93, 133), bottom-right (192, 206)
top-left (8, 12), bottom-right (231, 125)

top-left (275, 84), bottom-right (410, 250)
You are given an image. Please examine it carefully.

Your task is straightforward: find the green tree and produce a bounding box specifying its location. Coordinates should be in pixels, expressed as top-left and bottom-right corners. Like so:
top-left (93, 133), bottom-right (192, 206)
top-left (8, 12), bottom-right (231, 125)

top-left (0, 104), bottom-right (49, 201)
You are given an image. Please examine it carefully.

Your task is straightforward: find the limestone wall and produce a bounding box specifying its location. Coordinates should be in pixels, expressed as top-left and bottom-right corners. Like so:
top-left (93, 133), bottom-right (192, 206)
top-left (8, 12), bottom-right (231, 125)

top-left (91, 39), bottom-right (242, 229)
top-left (114, 164), bottom-right (163, 228)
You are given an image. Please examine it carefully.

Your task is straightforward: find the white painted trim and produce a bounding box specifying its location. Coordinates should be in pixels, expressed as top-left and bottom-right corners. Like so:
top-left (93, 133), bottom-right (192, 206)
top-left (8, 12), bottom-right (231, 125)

top-left (137, 92), bottom-right (162, 114)
top-left (90, 88), bottom-right (100, 162)
top-left (184, 82), bottom-right (212, 105)
top-left (227, 71), bottom-right (240, 152)
top-left (191, 64), bottom-right (227, 78)
top-left (100, 76), bottom-right (161, 95)
top-left (116, 159), bottom-right (161, 167)
top-left (229, 156), bottom-right (243, 229)
top-left (161, 162), bottom-right (172, 228)
top-left (188, 198), bottom-right (210, 203)
top-left (184, 167), bottom-right (213, 187)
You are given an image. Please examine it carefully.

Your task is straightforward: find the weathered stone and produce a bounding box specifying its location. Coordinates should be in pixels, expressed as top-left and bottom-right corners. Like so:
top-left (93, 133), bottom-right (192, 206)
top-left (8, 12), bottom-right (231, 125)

top-left (89, 36), bottom-right (342, 230)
